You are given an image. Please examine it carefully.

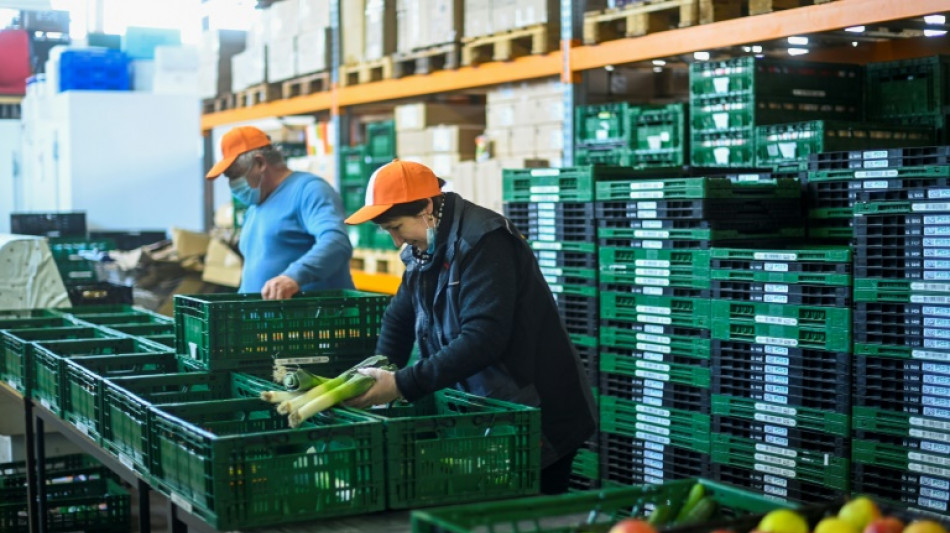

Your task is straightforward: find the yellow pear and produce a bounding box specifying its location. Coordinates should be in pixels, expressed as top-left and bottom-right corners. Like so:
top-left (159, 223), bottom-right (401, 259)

top-left (758, 510), bottom-right (809, 533)
top-left (815, 517), bottom-right (859, 533)
top-left (838, 497), bottom-right (881, 533)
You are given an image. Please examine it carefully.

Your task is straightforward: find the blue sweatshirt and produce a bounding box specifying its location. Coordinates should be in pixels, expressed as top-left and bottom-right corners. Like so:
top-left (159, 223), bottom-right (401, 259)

top-left (238, 172), bottom-right (354, 293)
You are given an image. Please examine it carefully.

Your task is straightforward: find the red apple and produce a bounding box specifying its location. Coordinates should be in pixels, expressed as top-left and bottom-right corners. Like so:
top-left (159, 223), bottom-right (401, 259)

top-left (608, 518), bottom-right (658, 533)
top-left (865, 517), bottom-right (904, 533)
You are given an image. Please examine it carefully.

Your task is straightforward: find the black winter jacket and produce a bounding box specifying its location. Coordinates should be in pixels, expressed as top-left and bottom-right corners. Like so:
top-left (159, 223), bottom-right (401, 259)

top-left (377, 193), bottom-right (598, 467)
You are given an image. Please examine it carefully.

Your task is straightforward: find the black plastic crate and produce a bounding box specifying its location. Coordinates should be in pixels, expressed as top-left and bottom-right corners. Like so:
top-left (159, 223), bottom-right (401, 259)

top-left (66, 282), bottom-right (133, 306)
top-left (712, 415), bottom-right (849, 456)
top-left (523, 222), bottom-right (598, 242)
top-left (854, 428), bottom-right (950, 463)
top-left (534, 248), bottom-right (598, 269)
top-left (853, 319), bottom-right (950, 348)
top-left (599, 281), bottom-right (711, 299)
top-left (710, 462), bottom-right (846, 503)
top-left (711, 371), bottom-right (850, 414)
top-left (600, 432), bottom-right (709, 486)
top-left (852, 461), bottom-right (950, 514)
top-left (88, 230), bottom-right (167, 250)
top-left (10, 212), bottom-right (86, 237)
top-left (853, 355), bottom-right (950, 410)
top-left (600, 346), bottom-right (711, 388)
top-left (601, 371), bottom-right (710, 413)
top-left (711, 340), bottom-right (851, 378)
top-left (809, 146), bottom-right (950, 170)
top-left (602, 321), bottom-right (711, 343)
top-left (595, 198), bottom-right (801, 224)
top-left (855, 301), bottom-right (950, 342)
top-left (711, 280), bottom-right (852, 307)
top-left (710, 258), bottom-right (851, 275)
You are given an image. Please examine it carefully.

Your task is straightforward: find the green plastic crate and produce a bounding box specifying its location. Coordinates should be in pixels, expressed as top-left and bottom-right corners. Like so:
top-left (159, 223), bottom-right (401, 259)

top-left (366, 120), bottom-right (396, 159)
top-left (598, 226), bottom-right (805, 244)
top-left (806, 164), bottom-right (950, 183)
top-left (2, 326), bottom-right (118, 395)
top-left (710, 268), bottom-right (851, 287)
top-left (631, 103), bottom-right (687, 167)
top-left (599, 396), bottom-right (711, 454)
top-left (601, 291), bottom-right (710, 329)
top-left (531, 240), bottom-right (598, 255)
top-left (502, 166), bottom-right (631, 203)
top-left (851, 406), bottom-right (943, 439)
top-left (411, 477), bottom-right (791, 533)
top-left (853, 278), bottom-right (950, 303)
top-left (690, 131), bottom-right (754, 167)
top-left (690, 57), bottom-right (863, 101)
top-left (0, 478), bottom-right (131, 533)
top-left (600, 326), bottom-right (711, 359)
top-left (571, 447), bottom-right (600, 484)
top-left (710, 319), bottom-right (850, 353)
top-left (31, 337), bottom-right (169, 414)
top-left (149, 398), bottom-right (385, 530)
top-left (599, 349), bottom-right (710, 389)
top-left (174, 289), bottom-right (391, 372)
top-left (48, 237), bottom-right (116, 284)
top-left (599, 248), bottom-right (712, 274)
top-left (61, 352), bottom-right (179, 444)
top-left (575, 146), bottom-right (632, 167)
top-left (710, 433), bottom-right (850, 490)
top-left (867, 55), bottom-right (950, 118)
top-left (709, 300), bottom-right (850, 330)
top-left (576, 102), bottom-right (629, 147)
top-left (599, 269), bottom-right (712, 291)
top-left (710, 247), bottom-right (851, 263)
top-left (711, 394), bottom-right (850, 437)
top-left (361, 389), bottom-right (540, 509)
top-left (853, 438), bottom-right (950, 479)
top-left (100, 371), bottom-right (269, 476)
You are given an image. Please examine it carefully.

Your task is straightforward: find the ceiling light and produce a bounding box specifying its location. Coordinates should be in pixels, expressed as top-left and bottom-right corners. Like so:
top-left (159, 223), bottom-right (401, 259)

top-left (787, 36), bottom-right (809, 45)
top-left (924, 14), bottom-right (946, 25)
top-left (653, 67), bottom-right (663, 73)
top-left (652, 59), bottom-right (666, 66)
top-left (851, 41), bottom-right (859, 47)
top-left (693, 51), bottom-right (710, 61)
top-left (845, 26), bottom-right (865, 33)
top-left (752, 45), bottom-right (763, 53)
top-left (925, 29), bottom-right (948, 37)
top-left (787, 48), bottom-right (809, 56)
top-left (604, 65), bottom-right (615, 72)
top-left (742, 46), bottom-right (751, 52)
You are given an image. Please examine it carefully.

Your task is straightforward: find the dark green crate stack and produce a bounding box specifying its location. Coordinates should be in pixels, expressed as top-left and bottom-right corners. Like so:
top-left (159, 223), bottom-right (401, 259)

top-left (503, 165), bottom-right (630, 491)
top-left (847, 148), bottom-right (950, 513)
top-left (689, 57), bottom-right (863, 168)
top-left (48, 236), bottom-right (116, 287)
top-left (343, 120), bottom-right (397, 250)
top-left (594, 174), bottom-right (803, 489)
top-left (574, 103), bottom-right (686, 168)
top-left (708, 247), bottom-right (852, 503)
top-left (867, 55), bottom-right (950, 142)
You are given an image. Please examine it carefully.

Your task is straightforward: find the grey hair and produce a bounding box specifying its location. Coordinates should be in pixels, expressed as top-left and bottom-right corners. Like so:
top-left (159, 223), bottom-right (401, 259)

top-left (234, 144), bottom-right (284, 168)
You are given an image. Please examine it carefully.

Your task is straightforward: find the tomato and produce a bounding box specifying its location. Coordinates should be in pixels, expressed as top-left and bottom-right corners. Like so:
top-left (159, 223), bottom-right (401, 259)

top-left (608, 518), bottom-right (658, 533)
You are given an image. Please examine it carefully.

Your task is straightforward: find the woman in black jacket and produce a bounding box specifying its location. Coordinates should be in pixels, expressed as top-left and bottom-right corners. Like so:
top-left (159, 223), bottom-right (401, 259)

top-left (344, 159), bottom-right (597, 494)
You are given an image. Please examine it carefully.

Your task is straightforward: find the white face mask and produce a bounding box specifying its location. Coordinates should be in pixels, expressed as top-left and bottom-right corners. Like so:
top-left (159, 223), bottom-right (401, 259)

top-left (229, 168), bottom-right (260, 205)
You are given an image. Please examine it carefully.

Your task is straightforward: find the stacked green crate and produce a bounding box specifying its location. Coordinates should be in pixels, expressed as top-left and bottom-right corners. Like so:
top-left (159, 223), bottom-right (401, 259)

top-left (574, 103), bottom-right (686, 168)
top-left (689, 57), bottom-right (862, 167)
top-left (503, 165), bottom-right (629, 490)
top-left (847, 149), bottom-right (950, 513)
top-left (866, 55), bottom-right (950, 142)
top-left (48, 236), bottom-right (116, 286)
top-left (342, 120), bottom-right (397, 250)
top-left (708, 247), bottom-right (852, 503)
top-left (595, 173), bottom-right (803, 487)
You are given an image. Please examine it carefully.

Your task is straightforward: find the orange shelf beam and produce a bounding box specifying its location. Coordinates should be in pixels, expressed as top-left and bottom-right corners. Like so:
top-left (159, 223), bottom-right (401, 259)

top-left (351, 270), bottom-right (401, 295)
top-left (201, 91), bottom-right (334, 130)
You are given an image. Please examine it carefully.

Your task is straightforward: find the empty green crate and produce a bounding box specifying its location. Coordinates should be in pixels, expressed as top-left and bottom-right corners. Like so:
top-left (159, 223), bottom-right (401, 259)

top-left (174, 290), bottom-right (390, 372)
top-left (600, 326), bottom-right (711, 359)
top-left (576, 146), bottom-right (633, 167)
top-left (576, 102), bottom-right (629, 147)
top-left (149, 398), bottom-right (385, 530)
top-left (853, 438), bottom-right (950, 479)
top-left (631, 103), bottom-right (687, 167)
top-left (852, 406), bottom-right (950, 439)
top-left (0, 314), bottom-right (74, 331)
top-left (710, 433), bottom-right (850, 490)
top-left (410, 477), bottom-right (790, 533)
top-left (599, 248), bottom-right (711, 274)
top-left (502, 166), bottom-right (631, 203)
top-left (710, 268), bottom-right (851, 287)
top-left (62, 352), bottom-right (180, 444)
top-left (100, 322), bottom-right (174, 337)
top-left (711, 394), bottom-right (850, 437)
top-left (595, 175), bottom-right (799, 201)
top-left (2, 326), bottom-right (118, 395)
top-left (599, 396), bottom-right (711, 454)
top-left (0, 478), bottom-right (131, 533)
top-left (690, 57), bottom-right (862, 101)
top-left (31, 337), bottom-right (169, 414)
top-left (362, 389), bottom-right (540, 509)
top-left (599, 349), bottom-right (710, 388)
top-left (600, 269), bottom-right (712, 291)
top-left (709, 301), bottom-right (850, 330)
top-left (690, 131), bottom-right (755, 167)
top-left (754, 120), bottom-right (934, 168)
top-left (101, 371), bottom-right (269, 476)
top-left (710, 320), bottom-right (850, 353)
top-left (867, 55), bottom-right (950, 118)
top-left (601, 291), bottom-right (710, 329)
top-left (710, 247), bottom-right (851, 263)
top-left (366, 120), bottom-right (396, 159)
top-left (854, 278), bottom-right (950, 303)
top-left (48, 237), bottom-right (116, 284)
top-left (806, 164), bottom-right (950, 183)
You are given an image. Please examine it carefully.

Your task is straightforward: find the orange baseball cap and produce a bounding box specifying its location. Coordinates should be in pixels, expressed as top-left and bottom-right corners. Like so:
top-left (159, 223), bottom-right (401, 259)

top-left (205, 126), bottom-right (272, 179)
top-left (345, 159), bottom-right (442, 224)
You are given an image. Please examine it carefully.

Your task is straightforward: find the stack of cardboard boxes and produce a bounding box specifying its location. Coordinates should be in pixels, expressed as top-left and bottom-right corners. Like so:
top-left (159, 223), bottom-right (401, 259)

top-left (341, 0), bottom-right (398, 65)
top-left (394, 101), bottom-right (486, 177)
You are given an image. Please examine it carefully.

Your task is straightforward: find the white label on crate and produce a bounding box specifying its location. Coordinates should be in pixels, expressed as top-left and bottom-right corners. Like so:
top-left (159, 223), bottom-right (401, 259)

top-left (642, 351), bottom-right (665, 362)
top-left (637, 259), bottom-right (670, 268)
top-left (638, 333), bottom-right (670, 345)
top-left (537, 225), bottom-right (557, 234)
top-left (863, 180), bottom-right (890, 189)
top-left (529, 195), bottom-right (561, 202)
top-left (924, 406), bottom-right (950, 420)
top-left (275, 356), bottom-right (330, 365)
top-left (637, 361), bottom-right (671, 373)
top-left (756, 402), bottom-right (797, 416)
top-left (40, 399), bottom-right (51, 410)
top-left (648, 135), bottom-right (663, 150)
top-left (638, 201), bottom-right (659, 210)
top-left (923, 385), bottom-right (950, 398)
top-left (630, 191), bottom-right (665, 199)
top-left (925, 239), bottom-right (950, 248)
top-left (766, 368), bottom-right (790, 379)
top-left (926, 228), bottom-right (950, 238)
top-left (188, 342), bottom-right (198, 359)
top-left (636, 277), bottom-right (669, 286)
top-left (922, 476), bottom-right (950, 491)
top-left (713, 112), bottom-right (730, 129)
top-left (764, 294), bottom-right (789, 304)
top-left (644, 440), bottom-right (665, 453)
top-left (924, 307), bottom-right (950, 317)
top-left (914, 203), bottom-right (950, 212)
top-left (118, 453), bottom-right (134, 470)
top-left (764, 474), bottom-right (789, 488)
top-left (537, 202), bottom-right (556, 210)
top-left (925, 249), bottom-right (950, 258)
top-left (919, 497), bottom-right (949, 512)
top-left (643, 387), bottom-right (664, 399)
top-left (910, 462), bottom-right (950, 480)
top-left (756, 336), bottom-right (798, 347)
top-left (637, 404), bottom-right (671, 418)
top-left (927, 215), bottom-right (950, 225)
top-left (912, 430), bottom-right (950, 446)
top-left (644, 286), bottom-right (664, 296)
top-left (766, 354), bottom-right (790, 365)
top-left (862, 150), bottom-right (889, 159)
top-left (635, 230), bottom-right (669, 239)
top-left (636, 370), bottom-right (671, 382)
top-left (765, 345), bottom-right (790, 356)
top-left (855, 169), bottom-right (899, 178)
top-left (714, 147), bottom-right (731, 165)
top-left (766, 384), bottom-right (790, 396)
top-left (932, 190), bottom-right (950, 199)
top-left (595, 130), bottom-right (608, 141)
top-left (926, 260), bottom-right (950, 270)
top-left (924, 396), bottom-right (950, 410)
top-left (637, 431), bottom-right (671, 445)
top-left (537, 251), bottom-right (556, 260)
top-left (544, 275), bottom-right (559, 285)
top-left (637, 343), bottom-right (671, 354)
top-left (863, 160), bottom-right (890, 169)
top-left (925, 328), bottom-right (950, 340)
top-left (778, 142), bottom-right (797, 159)
top-left (171, 493), bottom-right (193, 514)
top-left (765, 425), bottom-right (789, 437)
top-left (640, 220), bottom-right (663, 229)
top-left (755, 413), bottom-right (796, 427)
top-left (923, 441), bottom-right (950, 456)
top-left (538, 259), bottom-right (556, 268)
top-left (541, 267), bottom-right (564, 277)
top-left (645, 468), bottom-right (665, 479)
top-left (643, 241), bottom-right (663, 249)
top-left (637, 305), bottom-right (671, 316)
top-left (914, 350), bottom-right (950, 362)
top-left (530, 185), bottom-right (559, 193)
top-left (712, 77), bottom-right (730, 93)
top-left (630, 182), bottom-right (665, 190)
top-left (913, 295), bottom-right (950, 305)
top-left (911, 451), bottom-right (950, 468)
top-left (911, 417), bottom-right (950, 431)
top-left (764, 263), bottom-right (789, 272)
top-left (764, 484), bottom-right (789, 498)
top-left (755, 462), bottom-right (797, 479)
top-left (644, 458), bottom-right (664, 471)
top-left (643, 396), bottom-right (663, 407)
top-left (636, 419), bottom-right (671, 433)
top-left (548, 284), bottom-right (563, 294)
top-left (636, 268), bottom-right (671, 278)
top-left (926, 316), bottom-right (950, 328)
top-left (75, 422), bottom-right (88, 436)
top-left (644, 450), bottom-right (664, 462)
top-left (756, 315), bottom-right (798, 326)
top-left (765, 284), bottom-right (790, 293)
top-left (644, 379), bottom-right (665, 389)
top-left (754, 253), bottom-right (797, 261)
top-left (756, 443), bottom-right (798, 459)
top-left (765, 393), bottom-right (788, 405)
top-left (927, 340), bottom-right (950, 351)
top-left (538, 234), bottom-right (556, 242)
top-left (532, 242), bottom-right (562, 250)
top-left (766, 435), bottom-right (790, 447)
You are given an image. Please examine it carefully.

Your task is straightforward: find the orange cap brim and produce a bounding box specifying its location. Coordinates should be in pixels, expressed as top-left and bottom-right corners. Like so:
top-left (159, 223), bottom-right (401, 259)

top-left (205, 155), bottom-right (237, 179)
top-left (344, 203), bottom-right (394, 225)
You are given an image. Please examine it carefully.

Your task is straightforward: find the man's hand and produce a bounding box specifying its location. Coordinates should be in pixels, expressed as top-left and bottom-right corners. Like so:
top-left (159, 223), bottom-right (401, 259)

top-left (344, 367), bottom-right (402, 408)
top-left (261, 275), bottom-right (300, 300)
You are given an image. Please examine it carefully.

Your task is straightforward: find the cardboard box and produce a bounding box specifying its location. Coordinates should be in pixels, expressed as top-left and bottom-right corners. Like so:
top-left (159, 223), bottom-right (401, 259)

top-left (463, 3), bottom-right (491, 38)
top-left (484, 128), bottom-right (513, 157)
top-left (430, 153), bottom-right (462, 178)
top-left (447, 160), bottom-right (477, 200)
top-left (514, 0), bottom-right (559, 27)
top-left (268, 0), bottom-right (300, 38)
top-left (396, 0), bottom-right (424, 53)
top-left (0, 235), bottom-right (70, 310)
top-left (396, 129), bottom-right (428, 157)
top-left (426, 0), bottom-right (463, 46)
top-left (153, 69), bottom-right (198, 95)
top-left (298, 0), bottom-right (331, 32)
top-left (475, 159), bottom-right (504, 214)
top-left (171, 227), bottom-right (211, 259)
top-left (247, 8), bottom-right (270, 49)
top-left (155, 45), bottom-right (199, 71)
top-left (534, 151), bottom-right (563, 168)
top-left (395, 102), bottom-right (485, 131)
top-left (532, 94), bottom-right (565, 124)
top-left (202, 239), bottom-right (243, 288)
top-left (364, 0), bottom-right (397, 61)
top-left (492, 0), bottom-right (517, 34)
top-left (486, 102), bottom-right (516, 129)
top-left (341, 0), bottom-right (366, 64)
top-left (295, 28), bottom-right (330, 75)
top-left (510, 125), bottom-right (536, 155)
top-left (231, 44), bottom-right (267, 90)
top-left (267, 37), bottom-right (296, 82)
top-left (535, 122), bottom-right (565, 152)
top-left (428, 125), bottom-right (481, 155)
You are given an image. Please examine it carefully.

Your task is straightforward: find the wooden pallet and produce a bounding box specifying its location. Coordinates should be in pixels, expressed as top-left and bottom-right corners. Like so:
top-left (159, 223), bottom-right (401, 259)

top-left (584, 0), bottom-right (701, 44)
top-left (461, 24), bottom-right (557, 67)
top-left (201, 94), bottom-right (236, 114)
top-left (281, 71), bottom-right (330, 99)
top-left (233, 83), bottom-right (282, 108)
top-left (748, 0), bottom-right (835, 15)
top-left (392, 43), bottom-right (460, 78)
top-left (351, 248), bottom-right (405, 277)
top-left (340, 57), bottom-right (393, 87)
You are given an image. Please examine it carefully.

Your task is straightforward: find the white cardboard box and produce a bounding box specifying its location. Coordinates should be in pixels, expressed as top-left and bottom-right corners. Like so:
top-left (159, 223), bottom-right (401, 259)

top-left (267, 37), bottom-right (296, 82)
top-left (428, 125), bottom-right (481, 155)
top-left (295, 28), bottom-right (329, 75)
top-left (0, 235), bottom-right (70, 311)
top-left (298, 0), bottom-right (331, 32)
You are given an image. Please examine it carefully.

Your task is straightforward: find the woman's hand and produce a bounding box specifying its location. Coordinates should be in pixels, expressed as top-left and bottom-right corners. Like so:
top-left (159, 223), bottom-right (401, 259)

top-left (344, 367), bottom-right (402, 408)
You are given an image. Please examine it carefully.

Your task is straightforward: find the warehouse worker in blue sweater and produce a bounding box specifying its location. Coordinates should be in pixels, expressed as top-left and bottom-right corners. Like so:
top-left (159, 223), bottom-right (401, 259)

top-left (206, 126), bottom-right (354, 298)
